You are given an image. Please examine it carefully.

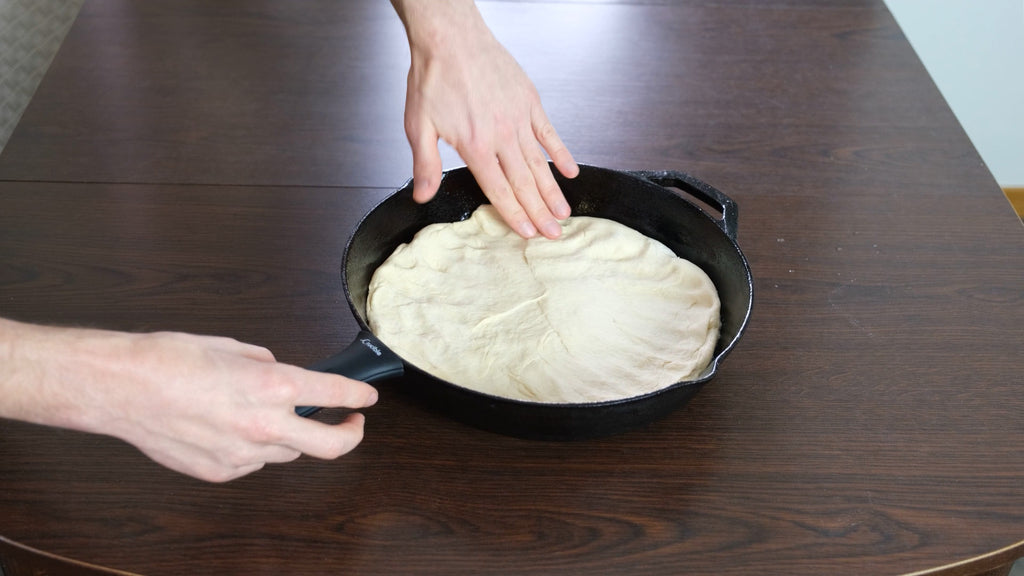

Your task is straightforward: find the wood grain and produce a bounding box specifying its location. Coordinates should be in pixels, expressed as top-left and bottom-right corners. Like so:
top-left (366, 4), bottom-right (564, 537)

top-left (0, 0), bottom-right (980, 194)
top-left (1, 179), bottom-right (1021, 576)
top-left (0, 1), bottom-right (1022, 575)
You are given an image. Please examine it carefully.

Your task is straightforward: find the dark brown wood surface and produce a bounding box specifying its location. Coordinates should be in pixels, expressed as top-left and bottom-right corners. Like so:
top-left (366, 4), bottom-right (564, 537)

top-left (1, 1), bottom-right (1021, 575)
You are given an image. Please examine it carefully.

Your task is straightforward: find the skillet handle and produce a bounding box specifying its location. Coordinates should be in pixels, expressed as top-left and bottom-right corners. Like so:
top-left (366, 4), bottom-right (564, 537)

top-left (629, 170), bottom-right (739, 241)
top-left (295, 330), bottom-right (405, 417)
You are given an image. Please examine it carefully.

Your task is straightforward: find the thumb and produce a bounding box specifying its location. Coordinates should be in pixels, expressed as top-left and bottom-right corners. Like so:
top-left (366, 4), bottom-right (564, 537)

top-left (407, 120), bottom-right (444, 204)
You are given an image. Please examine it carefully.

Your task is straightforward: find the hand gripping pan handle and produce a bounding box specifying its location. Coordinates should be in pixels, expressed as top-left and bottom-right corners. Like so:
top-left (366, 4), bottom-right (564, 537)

top-left (295, 330), bottom-right (404, 417)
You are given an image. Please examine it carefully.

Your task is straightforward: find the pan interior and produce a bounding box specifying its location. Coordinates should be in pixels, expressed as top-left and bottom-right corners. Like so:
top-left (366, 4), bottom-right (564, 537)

top-left (344, 165), bottom-right (751, 376)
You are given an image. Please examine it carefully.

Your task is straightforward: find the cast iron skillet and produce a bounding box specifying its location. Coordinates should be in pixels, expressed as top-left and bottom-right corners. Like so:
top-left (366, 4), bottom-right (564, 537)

top-left (297, 164), bottom-right (753, 440)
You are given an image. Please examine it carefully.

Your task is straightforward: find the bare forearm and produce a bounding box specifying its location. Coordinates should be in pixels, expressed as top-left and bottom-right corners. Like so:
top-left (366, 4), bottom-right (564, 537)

top-left (389, 0), bottom-right (486, 44)
top-left (389, 0), bottom-right (497, 74)
top-left (0, 316), bottom-right (378, 482)
top-left (0, 317), bottom-right (107, 432)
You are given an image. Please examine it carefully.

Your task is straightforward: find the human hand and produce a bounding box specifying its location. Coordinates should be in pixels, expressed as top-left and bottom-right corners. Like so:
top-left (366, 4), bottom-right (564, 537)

top-left (0, 321), bottom-right (378, 482)
top-left (392, 0), bottom-right (580, 239)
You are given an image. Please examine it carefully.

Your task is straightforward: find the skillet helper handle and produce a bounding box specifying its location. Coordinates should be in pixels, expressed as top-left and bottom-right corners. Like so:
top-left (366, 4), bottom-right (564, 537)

top-left (630, 170), bottom-right (739, 241)
top-left (295, 330), bottom-right (404, 418)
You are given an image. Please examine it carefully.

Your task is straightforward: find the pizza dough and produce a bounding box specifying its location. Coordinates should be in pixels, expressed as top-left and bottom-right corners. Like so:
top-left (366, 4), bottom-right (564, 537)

top-left (365, 205), bottom-right (721, 404)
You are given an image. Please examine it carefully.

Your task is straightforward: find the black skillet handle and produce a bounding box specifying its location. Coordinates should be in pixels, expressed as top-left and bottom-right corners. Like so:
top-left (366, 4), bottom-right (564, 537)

top-left (295, 330), bottom-right (405, 418)
top-left (629, 170), bottom-right (739, 241)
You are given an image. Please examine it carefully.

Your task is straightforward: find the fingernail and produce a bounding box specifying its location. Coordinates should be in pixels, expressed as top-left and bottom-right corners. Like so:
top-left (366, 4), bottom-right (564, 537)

top-left (541, 221), bottom-right (562, 239)
top-left (518, 221), bottom-right (538, 238)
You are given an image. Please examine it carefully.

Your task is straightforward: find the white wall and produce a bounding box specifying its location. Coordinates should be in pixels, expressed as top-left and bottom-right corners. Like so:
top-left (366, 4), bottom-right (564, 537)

top-left (884, 0), bottom-right (1024, 188)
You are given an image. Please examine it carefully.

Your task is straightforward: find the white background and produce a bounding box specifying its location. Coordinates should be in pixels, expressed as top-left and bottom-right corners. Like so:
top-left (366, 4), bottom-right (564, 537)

top-left (884, 0), bottom-right (1024, 188)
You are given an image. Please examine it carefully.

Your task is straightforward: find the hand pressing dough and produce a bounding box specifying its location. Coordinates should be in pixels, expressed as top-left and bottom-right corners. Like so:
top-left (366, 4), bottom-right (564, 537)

top-left (366, 205), bottom-right (721, 403)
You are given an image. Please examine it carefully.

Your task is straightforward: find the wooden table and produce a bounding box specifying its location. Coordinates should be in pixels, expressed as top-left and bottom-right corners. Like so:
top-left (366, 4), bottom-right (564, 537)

top-left (1, 1), bottom-right (1021, 575)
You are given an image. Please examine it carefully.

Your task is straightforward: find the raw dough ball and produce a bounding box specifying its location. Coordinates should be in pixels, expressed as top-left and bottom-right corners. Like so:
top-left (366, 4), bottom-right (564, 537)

top-left (366, 205), bottom-right (720, 403)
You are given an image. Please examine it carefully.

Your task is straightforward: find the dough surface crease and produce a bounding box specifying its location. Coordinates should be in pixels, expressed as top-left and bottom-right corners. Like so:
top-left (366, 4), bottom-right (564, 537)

top-left (366, 205), bottom-right (721, 403)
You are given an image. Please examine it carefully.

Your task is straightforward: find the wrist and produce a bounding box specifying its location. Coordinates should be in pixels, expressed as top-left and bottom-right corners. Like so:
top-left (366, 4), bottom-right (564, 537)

top-left (390, 0), bottom-right (491, 55)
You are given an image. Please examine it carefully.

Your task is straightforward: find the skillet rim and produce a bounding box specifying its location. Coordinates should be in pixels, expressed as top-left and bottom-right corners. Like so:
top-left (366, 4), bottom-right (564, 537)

top-left (339, 163), bottom-right (753, 411)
